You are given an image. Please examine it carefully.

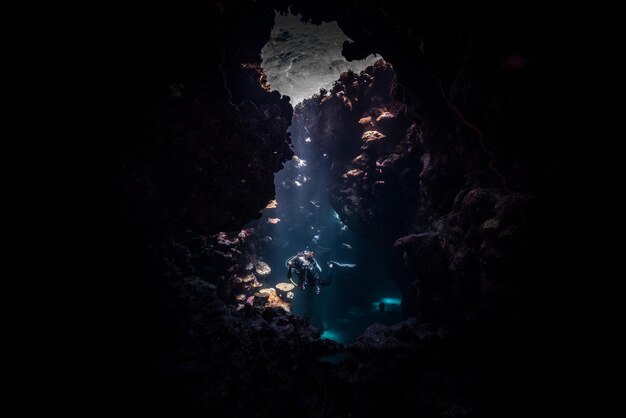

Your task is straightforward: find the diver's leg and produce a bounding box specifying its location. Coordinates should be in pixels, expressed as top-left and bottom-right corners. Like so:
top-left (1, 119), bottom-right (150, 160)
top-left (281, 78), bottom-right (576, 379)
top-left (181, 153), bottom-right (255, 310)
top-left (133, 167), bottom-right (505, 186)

top-left (311, 270), bottom-right (322, 294)
top-left (319, 268), bottom-right (333, 286)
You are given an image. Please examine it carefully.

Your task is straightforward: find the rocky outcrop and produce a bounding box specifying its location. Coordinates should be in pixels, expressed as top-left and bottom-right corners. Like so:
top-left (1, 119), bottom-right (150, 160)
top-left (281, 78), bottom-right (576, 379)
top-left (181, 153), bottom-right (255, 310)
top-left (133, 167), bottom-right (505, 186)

top-left (294, 60), bottom-right (420, 240)
top-left (146, 297), bottom-right (344, 417)
top-left (275, 2), bottom-right (615, 416)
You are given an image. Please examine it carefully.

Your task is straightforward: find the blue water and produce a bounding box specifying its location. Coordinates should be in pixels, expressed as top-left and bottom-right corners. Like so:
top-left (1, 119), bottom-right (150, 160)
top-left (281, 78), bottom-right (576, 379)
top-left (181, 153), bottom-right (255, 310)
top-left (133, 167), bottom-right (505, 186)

top-left (320, 329), bottom-right (347, 343)
top-left (250, 124), bottom-right (407, 343)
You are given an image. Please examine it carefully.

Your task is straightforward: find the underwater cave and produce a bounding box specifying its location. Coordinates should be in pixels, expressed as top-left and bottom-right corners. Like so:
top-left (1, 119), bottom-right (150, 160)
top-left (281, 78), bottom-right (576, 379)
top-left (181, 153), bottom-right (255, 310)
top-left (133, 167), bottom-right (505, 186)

top-left (252, 13), bottom-right (406, 343)
top-left (83, 1), bottom-right (619, 417)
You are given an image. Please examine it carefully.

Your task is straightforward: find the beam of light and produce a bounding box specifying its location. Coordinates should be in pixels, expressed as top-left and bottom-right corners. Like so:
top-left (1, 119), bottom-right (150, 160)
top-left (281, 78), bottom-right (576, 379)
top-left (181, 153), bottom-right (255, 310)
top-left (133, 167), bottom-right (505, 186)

top-left (293, 155), bottom-right (307, 168)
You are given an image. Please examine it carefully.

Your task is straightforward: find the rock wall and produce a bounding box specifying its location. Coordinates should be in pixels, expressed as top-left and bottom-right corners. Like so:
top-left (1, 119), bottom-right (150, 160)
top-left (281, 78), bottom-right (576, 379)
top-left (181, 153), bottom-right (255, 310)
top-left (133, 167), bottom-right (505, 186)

top-left (282, 0), bottom-right (617, 333)
top-left (85, 1), bottom-right (300, 413)
top-left (294, 60), bottom-right (420, 241)
top-left (273, 1), bottom-right (619, 416)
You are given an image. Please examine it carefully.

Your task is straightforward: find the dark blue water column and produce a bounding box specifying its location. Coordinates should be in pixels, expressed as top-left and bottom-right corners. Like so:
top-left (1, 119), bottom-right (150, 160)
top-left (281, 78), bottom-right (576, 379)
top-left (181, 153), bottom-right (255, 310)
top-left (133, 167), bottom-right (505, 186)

top-left (257, 124), bottom-right (404, 343)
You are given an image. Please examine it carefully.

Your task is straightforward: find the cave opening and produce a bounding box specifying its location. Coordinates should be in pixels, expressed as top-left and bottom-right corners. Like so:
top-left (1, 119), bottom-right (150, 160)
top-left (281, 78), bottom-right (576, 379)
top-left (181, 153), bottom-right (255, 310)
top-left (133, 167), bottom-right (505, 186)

top-left (87, 1), bottom-right (617, 415)
top-left (248, 11), bottom-right (411, 342)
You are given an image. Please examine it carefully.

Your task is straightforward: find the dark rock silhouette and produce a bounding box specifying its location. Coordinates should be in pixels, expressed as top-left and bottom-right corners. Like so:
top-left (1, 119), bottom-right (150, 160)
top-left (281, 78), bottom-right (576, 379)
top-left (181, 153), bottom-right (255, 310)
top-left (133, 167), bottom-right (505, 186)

top-left (80, 1), bottom-right (619, 417)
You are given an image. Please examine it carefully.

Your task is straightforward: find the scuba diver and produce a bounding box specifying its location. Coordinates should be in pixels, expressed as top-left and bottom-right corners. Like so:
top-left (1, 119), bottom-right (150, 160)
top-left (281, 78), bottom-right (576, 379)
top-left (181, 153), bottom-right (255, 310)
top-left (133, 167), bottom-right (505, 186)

top-left (286, 251), bottom-right (356, 294)
top-left (287, 251), bottom-right (323, 294)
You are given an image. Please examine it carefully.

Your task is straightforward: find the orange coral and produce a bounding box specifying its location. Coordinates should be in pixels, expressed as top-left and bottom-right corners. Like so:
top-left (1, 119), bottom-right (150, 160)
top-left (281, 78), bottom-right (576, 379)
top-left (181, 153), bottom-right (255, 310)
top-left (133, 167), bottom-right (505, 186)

top-left (343, 169), bottom-right (364, 178)
top-left (362, 130), bottom-right (385, 143)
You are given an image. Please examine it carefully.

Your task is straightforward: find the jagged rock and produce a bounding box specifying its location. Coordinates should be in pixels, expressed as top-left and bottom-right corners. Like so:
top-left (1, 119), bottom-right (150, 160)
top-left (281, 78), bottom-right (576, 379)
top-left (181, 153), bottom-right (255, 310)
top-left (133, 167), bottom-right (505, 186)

top-left (294, 60), bottom-right (418, 240)
top-left (394, 231), bottom-right (453, 319)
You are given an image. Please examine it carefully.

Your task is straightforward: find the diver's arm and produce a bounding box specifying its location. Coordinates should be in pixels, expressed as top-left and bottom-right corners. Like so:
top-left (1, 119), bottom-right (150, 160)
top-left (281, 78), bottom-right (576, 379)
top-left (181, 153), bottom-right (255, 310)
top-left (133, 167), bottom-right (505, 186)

top-left (287, 265), bottom-right (293, 279)
top-left (313, 259), bottom-right (322, 272)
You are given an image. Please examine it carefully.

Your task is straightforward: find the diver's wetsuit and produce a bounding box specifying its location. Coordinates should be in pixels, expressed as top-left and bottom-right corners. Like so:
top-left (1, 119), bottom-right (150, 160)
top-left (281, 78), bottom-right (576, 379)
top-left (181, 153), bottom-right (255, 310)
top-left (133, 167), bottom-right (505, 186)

top-left (287, 252), bottom-right (324, 294)
top-left (287, 253), bottom-right (354, 294)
